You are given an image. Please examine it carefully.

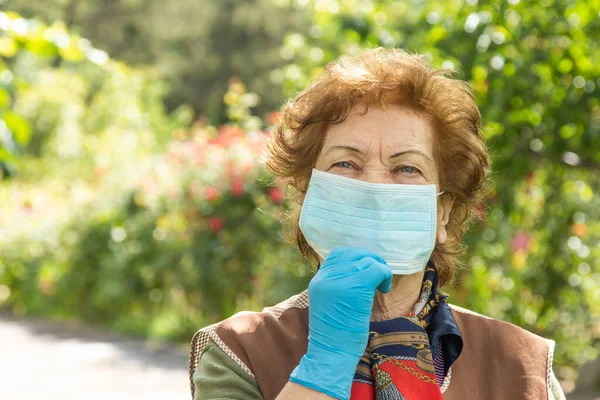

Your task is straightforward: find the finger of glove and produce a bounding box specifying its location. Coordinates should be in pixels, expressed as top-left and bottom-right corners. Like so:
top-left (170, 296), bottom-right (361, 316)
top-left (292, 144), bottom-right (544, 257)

top-left (322, 247), bottom-right (386, 269)
top-left (359, 257), bottom-right (393, 294)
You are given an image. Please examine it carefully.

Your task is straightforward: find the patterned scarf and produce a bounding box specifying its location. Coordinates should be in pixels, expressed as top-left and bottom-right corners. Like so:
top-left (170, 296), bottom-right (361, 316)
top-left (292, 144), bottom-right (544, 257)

top-left (350, 264), bottom-right (448, 400)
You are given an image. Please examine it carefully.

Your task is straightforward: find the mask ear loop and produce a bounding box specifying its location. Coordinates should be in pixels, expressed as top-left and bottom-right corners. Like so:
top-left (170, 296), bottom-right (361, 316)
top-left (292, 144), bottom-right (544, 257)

top-left (436, 191), bottom-right (445, 196)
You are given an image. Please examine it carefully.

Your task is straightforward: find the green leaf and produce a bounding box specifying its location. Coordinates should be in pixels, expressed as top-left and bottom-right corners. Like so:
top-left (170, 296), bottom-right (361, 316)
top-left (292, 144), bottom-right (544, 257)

top-left (59, 39), bottom-right (86, 63)
top-left (3, 110), bottom-right (31, 145)
top-left (0, 87), bottom-right (11, 108)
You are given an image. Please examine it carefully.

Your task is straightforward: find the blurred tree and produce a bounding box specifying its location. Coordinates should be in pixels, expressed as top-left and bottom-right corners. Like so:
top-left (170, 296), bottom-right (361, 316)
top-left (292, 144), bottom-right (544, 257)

top-left (4, 0), bottom-right (310, 123)
top-left (0, 10), bottom-right (184, 176)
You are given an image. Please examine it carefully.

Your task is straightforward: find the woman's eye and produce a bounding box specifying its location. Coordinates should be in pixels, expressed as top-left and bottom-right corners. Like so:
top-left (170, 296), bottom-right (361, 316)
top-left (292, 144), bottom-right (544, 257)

top-left (396, 165), bottom-right (420, 174)
top-left (333, 161), bottom-right (355, 169)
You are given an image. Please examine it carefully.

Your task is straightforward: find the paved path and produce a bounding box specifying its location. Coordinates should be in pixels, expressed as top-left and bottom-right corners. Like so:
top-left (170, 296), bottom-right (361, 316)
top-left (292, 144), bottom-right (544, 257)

top-left (0, 310), bottom-right (191, 400)
top-left (1, 310), bottom-right (598, 400)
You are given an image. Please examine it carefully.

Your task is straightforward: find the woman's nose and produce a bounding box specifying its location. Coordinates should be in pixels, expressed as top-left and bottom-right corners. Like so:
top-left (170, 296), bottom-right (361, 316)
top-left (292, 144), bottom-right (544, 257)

top-left (360, 166), bottom-right (394, 184)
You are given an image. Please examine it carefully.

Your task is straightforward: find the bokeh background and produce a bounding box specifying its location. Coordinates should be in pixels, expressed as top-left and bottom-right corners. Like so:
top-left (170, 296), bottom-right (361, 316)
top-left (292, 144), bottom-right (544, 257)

top-left (0, 0), bottom-right (599, 398)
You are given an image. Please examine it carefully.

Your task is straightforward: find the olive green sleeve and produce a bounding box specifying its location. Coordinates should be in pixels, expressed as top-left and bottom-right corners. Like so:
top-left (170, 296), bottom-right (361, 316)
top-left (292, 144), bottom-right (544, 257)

top-left (193, 338), bottom-right (263, 400)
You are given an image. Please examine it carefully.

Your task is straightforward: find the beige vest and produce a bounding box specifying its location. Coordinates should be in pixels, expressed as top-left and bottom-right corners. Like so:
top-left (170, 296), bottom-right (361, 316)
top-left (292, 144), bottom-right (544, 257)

top-left (189, 291), bottom-right (555, 400)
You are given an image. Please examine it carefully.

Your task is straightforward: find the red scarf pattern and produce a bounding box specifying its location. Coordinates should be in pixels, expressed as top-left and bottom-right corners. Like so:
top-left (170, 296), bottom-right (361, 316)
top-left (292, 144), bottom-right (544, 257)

top-left (350, 265), bottom-right (446, 400)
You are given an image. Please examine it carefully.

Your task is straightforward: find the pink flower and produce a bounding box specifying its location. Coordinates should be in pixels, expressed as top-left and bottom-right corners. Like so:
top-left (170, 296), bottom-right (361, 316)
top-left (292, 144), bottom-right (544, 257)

top-left (268, 187), bottom-right (283, 204)
top-left (204, 186), bottom-right (220, 202)
top-left (512, 232), bottom-right (531, 252)
top-left (208, 217), bottom-right (224, 233)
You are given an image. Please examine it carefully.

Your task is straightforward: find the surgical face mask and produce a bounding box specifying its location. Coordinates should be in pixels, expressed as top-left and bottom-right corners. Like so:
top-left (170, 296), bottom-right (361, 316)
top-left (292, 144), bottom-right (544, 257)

top-left (299, 169), bottom-right (443, 275)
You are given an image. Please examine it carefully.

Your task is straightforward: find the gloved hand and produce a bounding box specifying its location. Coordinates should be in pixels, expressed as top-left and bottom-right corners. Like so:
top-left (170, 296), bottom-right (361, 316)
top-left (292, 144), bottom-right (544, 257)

top-left (289, 247), bottom-right (393, 400)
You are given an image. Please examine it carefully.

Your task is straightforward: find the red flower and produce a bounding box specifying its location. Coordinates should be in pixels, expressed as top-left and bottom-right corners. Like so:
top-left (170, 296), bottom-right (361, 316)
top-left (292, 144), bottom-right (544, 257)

top-left (268, 187), bottom-right (283, 203)
top-left (230, 176), bottom-right (245, 197)
top-left (208, 217), bottom-right (224, 233)
top-left (204, 186), bottom-right (220, 202)
top-left (210, 125), bottom-right (245, 147)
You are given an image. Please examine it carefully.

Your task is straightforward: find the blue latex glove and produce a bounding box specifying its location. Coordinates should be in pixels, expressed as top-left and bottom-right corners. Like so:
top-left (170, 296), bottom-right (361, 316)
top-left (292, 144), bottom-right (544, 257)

top-left (289, 247), bottom-right (393, 400)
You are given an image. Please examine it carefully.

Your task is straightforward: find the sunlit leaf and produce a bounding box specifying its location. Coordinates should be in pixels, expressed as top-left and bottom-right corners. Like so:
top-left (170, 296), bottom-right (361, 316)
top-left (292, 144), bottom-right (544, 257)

top-left (3, 110), bottom-right (31, 145)
top-left (0, 36), bottom-right (18, 57)
top-left (0, 87), bottom-right (10, 107)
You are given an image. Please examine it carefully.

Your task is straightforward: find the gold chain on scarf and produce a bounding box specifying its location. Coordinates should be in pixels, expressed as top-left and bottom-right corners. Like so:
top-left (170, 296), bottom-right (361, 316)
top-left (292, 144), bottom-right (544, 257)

top-left (371, 352), bottom-right (438, 384)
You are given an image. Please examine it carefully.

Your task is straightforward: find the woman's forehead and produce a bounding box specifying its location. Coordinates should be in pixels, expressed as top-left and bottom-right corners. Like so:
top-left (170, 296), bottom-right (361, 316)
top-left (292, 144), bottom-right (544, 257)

top-left (323, 104), bottom-right (435, 156)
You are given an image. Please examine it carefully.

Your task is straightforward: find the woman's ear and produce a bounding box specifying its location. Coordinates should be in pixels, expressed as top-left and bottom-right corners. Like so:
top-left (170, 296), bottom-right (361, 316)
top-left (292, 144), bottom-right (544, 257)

top-left (437, 194), bottom-right (455, 244)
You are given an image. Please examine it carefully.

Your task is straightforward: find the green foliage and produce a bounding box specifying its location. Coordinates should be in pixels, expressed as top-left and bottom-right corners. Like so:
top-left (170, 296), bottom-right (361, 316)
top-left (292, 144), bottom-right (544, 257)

top-left (0, 64), bottom-right (310, 340)
top-left (7, 0), bottom-right (311, 123)
top-left (274, 0), bottom-right (600, 385)
top-left (11, 131), bottom-right (305, 340)
top-left (0, 11), bottom-right (180, 177)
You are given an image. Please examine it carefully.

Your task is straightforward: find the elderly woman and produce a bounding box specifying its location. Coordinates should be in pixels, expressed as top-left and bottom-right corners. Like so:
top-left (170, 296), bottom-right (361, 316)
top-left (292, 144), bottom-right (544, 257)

top-left (189, 48), bottom-right (566, 400)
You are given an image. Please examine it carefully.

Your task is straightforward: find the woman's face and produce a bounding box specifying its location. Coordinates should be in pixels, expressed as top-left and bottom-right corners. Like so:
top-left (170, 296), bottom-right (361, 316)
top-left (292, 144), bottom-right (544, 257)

top-left (314, 103), bottom-right (454, 244)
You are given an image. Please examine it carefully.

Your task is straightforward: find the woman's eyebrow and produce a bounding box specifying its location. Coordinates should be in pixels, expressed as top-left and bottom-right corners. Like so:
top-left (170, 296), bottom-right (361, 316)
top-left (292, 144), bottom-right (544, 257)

top-left (326, 145), bottom-right (433, 163)
top-left (389, 149), bottom-right (433, 163)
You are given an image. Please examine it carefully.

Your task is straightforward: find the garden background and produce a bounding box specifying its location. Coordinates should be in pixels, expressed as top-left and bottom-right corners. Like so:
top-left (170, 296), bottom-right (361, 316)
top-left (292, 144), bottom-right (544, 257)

top-left (0, 0), bottom-right (599, 397)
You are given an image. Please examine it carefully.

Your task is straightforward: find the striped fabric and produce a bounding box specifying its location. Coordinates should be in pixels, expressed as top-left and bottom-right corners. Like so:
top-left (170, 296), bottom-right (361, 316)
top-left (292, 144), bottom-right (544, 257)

top-left (433, 340), bottom-right (445, 387)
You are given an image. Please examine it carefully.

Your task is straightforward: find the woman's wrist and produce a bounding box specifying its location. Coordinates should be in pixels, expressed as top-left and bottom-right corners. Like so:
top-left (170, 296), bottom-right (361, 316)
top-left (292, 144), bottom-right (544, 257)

top-left (276, 381), bottom-right (339, 400)
top-left (289, 346), bottom-right (360, 400)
